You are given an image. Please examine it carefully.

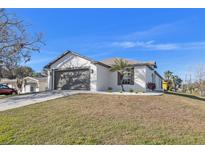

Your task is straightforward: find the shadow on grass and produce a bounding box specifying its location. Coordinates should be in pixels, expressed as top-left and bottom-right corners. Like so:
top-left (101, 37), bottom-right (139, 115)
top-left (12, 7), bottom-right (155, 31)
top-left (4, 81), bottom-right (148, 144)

top-left (165, 91), bottom-right (205, 102)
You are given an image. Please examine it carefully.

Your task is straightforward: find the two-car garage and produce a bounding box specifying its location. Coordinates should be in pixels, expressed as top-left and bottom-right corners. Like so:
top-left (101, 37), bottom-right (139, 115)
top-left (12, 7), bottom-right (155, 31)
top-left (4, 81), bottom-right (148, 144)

top-left (45, 51), bottom-right (105, 91)
top-left (53, 68), bottom-right (90, 90)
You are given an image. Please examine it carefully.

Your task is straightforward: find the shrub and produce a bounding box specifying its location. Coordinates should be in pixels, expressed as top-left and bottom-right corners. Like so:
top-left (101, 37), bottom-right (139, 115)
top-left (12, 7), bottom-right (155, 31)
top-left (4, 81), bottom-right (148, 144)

top-left (129, 89), bottom-right (134, 93)
top-left (147, 82), bottom-right (156, 91)
top-left (107, 87), bottom-right (113, 92)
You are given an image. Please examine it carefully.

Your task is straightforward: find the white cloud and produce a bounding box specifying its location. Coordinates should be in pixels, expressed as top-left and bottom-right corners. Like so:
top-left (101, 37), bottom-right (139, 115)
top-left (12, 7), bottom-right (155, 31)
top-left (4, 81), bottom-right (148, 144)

top-left (111, 40), bottom-right (178, 50)
top-left (145, 43), bottom-right (178, 50)
top-left (111, 40), bottom-right (205, 51)
top-left (124, 20), bottom-right (186, 40)
top-left (112, 41), bottom-right (136, 48)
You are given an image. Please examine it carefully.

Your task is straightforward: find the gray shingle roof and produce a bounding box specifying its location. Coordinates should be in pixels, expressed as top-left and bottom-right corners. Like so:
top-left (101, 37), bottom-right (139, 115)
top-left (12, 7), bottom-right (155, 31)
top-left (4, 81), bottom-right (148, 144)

top-left (44, 51), bottom-right (157, 69)
top-left (101, 58), bottom-right (157, 68)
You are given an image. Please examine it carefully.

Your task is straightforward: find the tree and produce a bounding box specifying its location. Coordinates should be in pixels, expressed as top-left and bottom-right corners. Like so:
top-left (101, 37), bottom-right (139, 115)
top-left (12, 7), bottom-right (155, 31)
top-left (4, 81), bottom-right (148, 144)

top-left (0, 9), bottom-right (44, 79)
top-left (195, 65), bottom-right (205, 96)
top-left (32, 72), bottom-right (44, 78)
top-left (16, 78), bottom-right (23, 94)
top-left (172, 75), bottom-right (183, 91)
top-left (15, 66), bottom-right (34, 78)
top-left (184, 67), bottom-right (194, 94)
top-left (164, 71), bottom-right (183, 91)
top-left (110, 59), bottom-right (129, 92)
top-left (164, 71), bottom-right (173, 80)
top-left (0, 66), bottom-right (34, 79)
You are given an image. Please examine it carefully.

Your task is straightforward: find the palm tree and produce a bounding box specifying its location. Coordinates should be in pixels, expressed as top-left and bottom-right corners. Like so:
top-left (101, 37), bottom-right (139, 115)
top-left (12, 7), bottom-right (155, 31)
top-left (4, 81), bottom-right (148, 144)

top-left (172, 75), bottom-right (183, 91)
top-left (164, 71), bottom-right (173, 80)
top-left (110, 58), bottom-right (129, 92)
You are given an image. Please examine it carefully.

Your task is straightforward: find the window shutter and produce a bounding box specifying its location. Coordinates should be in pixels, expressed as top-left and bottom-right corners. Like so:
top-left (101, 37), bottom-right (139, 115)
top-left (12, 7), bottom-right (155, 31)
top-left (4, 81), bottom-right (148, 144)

top-left (117, 72), bottom-right (121, 85)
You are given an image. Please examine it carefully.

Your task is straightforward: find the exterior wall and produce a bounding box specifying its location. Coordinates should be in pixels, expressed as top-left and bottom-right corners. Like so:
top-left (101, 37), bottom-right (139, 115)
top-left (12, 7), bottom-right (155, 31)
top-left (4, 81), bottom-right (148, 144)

top-left (48, 53), bottom-right (97, 91)
top-left (108, 66), bottom-right (147, 92)
top-left (24, 85), bottom-right (31, 93)
top-left (96, 64), bottom-right (110, 91)
top-left (145, 66), bottom-right (154, 86)
top-left (145, 66), bottom-right (162, 91)
top-left (134, 66), bottom-right (147, 92)
top-left (155, 74), bottom-right (162, 91)
top-left (39, 80), bottom-right (48, 91)
top-left (22, 83), bottom-right (38, 93)
top-left (47, 70), bottom-right (52, 90)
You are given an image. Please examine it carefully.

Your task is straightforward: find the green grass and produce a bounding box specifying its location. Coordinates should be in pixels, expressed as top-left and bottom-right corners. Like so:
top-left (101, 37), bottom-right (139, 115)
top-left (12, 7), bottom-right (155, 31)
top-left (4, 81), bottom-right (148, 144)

top-left (1, 93), bottom-right (205, 144)
top-left (0, 95), bottom-right (9, 99)
top-left (0, 94), bottom-right (17, 99)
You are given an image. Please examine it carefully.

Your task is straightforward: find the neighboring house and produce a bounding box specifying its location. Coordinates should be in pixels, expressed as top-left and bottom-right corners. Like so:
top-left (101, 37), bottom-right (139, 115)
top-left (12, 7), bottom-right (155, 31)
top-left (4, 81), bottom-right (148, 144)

top-left (22, 77), bottom-right (48, 93)
top-left (0, 78), bottom-right (17, 89)
top-left (44, 51), bottom-right (163, 92)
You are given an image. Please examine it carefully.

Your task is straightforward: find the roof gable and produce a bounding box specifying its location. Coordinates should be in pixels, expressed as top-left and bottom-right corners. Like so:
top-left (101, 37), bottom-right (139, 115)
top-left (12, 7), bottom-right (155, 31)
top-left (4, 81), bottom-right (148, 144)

top-left (44, 50), bottom-right (97, 69)
top-left (23, 76), bottom-right (47, 82)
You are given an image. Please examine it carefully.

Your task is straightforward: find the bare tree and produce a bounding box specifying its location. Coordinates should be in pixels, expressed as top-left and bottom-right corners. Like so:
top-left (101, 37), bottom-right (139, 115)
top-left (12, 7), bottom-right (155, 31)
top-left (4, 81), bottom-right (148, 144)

top-left (184, 66), bottom-right (194, 94)
top-left (0, 9), bottom-right (44, 78)
top-left (195, 64), bottom-right (205, 96)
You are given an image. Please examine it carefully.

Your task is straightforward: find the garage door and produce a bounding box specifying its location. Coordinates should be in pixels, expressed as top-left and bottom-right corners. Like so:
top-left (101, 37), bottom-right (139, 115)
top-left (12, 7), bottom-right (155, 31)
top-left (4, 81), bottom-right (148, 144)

top-left (54, 68), bottom-right (90, 90)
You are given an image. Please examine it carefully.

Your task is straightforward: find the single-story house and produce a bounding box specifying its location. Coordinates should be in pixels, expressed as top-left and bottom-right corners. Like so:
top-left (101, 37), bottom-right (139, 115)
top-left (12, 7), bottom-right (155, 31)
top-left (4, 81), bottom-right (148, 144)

top-left (44, 51), bottom-right (163, 92)
top-left (22, 77), bottom-right (48, 93)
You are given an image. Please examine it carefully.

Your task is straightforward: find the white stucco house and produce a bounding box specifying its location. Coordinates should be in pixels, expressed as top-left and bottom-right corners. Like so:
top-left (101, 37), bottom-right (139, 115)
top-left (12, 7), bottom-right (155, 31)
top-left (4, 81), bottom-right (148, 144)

top-left (44, 51), bottom-right (163, 92)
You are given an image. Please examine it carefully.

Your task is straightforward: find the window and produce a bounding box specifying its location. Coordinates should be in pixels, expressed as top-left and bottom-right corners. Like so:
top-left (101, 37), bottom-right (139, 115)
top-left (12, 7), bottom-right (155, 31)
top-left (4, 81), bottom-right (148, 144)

top-left (118, 68), bottom-right (134, 85)
top-left (30, 86), bottom-right (34, 92)
top-left (0, 84), bottom-right (9, 89)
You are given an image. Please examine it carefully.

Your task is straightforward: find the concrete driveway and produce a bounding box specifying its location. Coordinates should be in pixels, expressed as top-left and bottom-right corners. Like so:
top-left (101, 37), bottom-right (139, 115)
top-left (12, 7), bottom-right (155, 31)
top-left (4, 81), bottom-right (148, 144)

top-left (0, 90), bottom-right (163, 112)
top-left (0, 90), bottom-right (79, 111)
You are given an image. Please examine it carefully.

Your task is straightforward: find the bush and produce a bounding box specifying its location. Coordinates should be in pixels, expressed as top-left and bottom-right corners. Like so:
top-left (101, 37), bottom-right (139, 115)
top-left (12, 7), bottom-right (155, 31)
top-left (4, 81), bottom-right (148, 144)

top-left (147, 82), bottom-right (156, 91)
top-left (129, 89), bottom-right (134, 93)
top-left (107, 87), bottom-right (113, 92)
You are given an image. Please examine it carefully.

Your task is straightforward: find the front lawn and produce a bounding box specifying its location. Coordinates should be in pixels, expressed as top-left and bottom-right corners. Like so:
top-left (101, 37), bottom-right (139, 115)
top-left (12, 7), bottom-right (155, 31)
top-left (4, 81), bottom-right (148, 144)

top-left (1, 93), bottom-right (205, 144)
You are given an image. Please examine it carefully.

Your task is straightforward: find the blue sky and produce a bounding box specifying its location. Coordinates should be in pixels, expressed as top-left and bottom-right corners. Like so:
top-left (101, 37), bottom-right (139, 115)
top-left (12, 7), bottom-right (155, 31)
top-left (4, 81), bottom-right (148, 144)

top-left (8, 9), bottom-right (205, 79)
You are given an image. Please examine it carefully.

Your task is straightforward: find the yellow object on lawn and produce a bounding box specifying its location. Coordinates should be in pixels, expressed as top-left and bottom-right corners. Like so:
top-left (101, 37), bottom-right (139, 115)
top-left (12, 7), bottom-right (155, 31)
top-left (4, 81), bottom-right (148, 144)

top-left (162, 81), bottom-right (168, 91)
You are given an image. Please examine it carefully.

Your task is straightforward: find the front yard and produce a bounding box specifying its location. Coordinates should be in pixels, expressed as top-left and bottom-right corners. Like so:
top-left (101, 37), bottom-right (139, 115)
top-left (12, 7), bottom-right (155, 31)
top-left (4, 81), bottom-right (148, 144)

top-left (0, 93), bottom-right (205, 144)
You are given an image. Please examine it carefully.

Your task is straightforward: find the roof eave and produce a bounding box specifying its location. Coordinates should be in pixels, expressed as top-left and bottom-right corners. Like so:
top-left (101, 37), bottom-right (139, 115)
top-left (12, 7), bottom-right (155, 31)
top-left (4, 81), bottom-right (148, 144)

top-left (154, 71), bottom-right (164, 79)
top-left (44, 51), bottom-right (71, 69)
top-left (44, 50), bottom-right (97, 69)
top-left (93, 61), bottom-right (111, 68)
